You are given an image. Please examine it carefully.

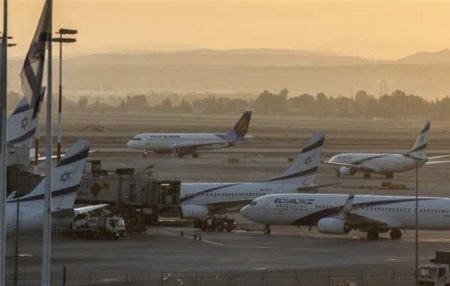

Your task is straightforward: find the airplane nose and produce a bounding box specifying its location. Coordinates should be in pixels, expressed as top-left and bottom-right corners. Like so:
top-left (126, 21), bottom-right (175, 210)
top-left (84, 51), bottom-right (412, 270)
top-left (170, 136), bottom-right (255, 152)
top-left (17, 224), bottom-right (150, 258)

top-left (126, 140), bottom-right (133, 148)
top-left (240, 205), bottom-right (254, 220)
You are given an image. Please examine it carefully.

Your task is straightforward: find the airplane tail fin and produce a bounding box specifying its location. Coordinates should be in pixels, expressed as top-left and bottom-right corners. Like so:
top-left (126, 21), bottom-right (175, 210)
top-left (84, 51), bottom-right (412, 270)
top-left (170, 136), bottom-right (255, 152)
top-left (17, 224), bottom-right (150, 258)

top-left (407, 121), bottom-right (430, 159)
top-left (264, 133), bottom-right (324, 186)
top-left (7, 88), bottom-right (45, 147)
top-left (7, 98), bottom-right (37, 147)
top-left (10, 140), bottom-right (90, 212)
top-left (223, 111), bottom-right (252, 142)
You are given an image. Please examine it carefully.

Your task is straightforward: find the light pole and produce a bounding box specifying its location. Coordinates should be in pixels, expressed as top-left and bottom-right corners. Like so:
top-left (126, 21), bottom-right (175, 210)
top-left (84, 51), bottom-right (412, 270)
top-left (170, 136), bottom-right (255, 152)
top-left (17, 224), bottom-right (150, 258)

top-left (2, 37), bottom-right (19, 286)
top-left (52, 28), bottom-right (77, 162)
top-left (415, 159), bottom-right (419, 286)
top-left (0, 16), bottom-right (12, 282)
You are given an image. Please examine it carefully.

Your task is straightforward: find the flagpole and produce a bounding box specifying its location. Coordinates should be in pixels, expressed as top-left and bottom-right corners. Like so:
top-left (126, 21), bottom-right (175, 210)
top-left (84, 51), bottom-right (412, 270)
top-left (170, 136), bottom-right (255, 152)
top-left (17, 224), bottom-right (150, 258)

top-left (0, 0), bottom-right (8, 283)
top-left (41, 0), bottom-right (52, 284)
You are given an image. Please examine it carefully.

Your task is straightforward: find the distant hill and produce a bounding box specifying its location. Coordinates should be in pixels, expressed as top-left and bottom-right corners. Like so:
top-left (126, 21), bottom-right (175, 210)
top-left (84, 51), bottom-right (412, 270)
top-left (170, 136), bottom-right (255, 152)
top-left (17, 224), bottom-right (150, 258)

top-left (397, 49), bottom-right (450, 65)
top-left (62, 49), bottom-right (377, 67)
top-left (6, 48), bottom-right (450, 101)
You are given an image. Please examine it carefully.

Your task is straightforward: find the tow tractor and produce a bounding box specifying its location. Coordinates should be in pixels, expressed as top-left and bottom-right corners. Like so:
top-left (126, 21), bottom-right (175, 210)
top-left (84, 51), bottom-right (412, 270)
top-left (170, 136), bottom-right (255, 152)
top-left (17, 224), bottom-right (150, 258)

top-left (66, 215), bottom-right (127, 240)
top-left (419, 251), bottom-right (450, 286)
top-left (194, 215), bottom-right (236, 232)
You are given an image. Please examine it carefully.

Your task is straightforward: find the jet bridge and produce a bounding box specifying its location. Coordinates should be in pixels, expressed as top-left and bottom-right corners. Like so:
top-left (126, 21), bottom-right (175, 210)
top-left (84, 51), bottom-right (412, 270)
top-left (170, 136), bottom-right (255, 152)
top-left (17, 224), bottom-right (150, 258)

top-left (76, 160), bottom-right (181, 231)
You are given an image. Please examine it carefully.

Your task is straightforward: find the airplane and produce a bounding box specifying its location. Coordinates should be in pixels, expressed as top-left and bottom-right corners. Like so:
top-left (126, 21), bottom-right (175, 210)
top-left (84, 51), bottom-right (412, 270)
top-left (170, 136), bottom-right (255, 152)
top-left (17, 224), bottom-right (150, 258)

top-left (324, 121), bottom-right (450, 179)
top-left (241, 192), bottom-right (450, 240)
top-left (179, 133), bottom-right (325, 230)
top-left (126, 111), bottom-right (253, 158)
top-left (5, 140), bottom-right (104, 233)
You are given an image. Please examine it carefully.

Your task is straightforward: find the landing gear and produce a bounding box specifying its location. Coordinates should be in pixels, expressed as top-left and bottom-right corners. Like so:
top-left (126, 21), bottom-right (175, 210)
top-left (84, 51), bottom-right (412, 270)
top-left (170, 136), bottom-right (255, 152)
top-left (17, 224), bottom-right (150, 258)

top-left (390, 229), bottom-right (402, 240)
top-left (386, 173), bottom-right (394, 179)
top-left (142, 150), bottom-right (148, 158)
top-left (177, 153), bottom-right (184, 158)
top-left (215, 221), bottom-right (225, 232)
top-left (264, 225), bottom-right (271, 234)
top-left (367, 230), bottom-right (379, 240)
top-left (192, 152), bottom-right (199, 158)
top-left (336, 170), bottom-right (341, 177)
top-left (363, 172), bottom-right (372, 179)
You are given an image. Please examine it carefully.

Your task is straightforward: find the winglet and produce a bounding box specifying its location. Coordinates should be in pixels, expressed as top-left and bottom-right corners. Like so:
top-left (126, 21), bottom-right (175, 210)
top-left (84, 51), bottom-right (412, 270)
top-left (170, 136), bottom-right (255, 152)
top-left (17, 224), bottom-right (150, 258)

top-left (341, 194), bottom-right (354, 214)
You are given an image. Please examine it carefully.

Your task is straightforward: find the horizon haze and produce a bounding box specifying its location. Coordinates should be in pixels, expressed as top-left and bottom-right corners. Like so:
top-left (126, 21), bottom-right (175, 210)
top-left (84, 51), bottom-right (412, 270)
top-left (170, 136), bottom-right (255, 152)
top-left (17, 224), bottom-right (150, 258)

top-left (8, 0), bottom-right (450, 60)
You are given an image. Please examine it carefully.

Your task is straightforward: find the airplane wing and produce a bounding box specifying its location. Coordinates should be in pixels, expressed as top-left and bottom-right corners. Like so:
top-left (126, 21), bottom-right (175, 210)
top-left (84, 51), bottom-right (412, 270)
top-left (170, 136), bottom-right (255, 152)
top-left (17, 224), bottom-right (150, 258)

top-left (425, 160), bottom-right (450, 165)
top-left (338, 194), bottom-right (389, 228)
top-left (170, 142), bottom-right (228, 153)
top-left (206, 199), bottom-right (253, 214)
top-left (74, 204), bottom-right (108, 216)
top-left (36, 150), bottom-right (98, 162)
top-left (342, 212), bottom-right (389, 228)
top-left (428, 155), bottom-right (450, 160)
top-left (241, 134), bottom-right (254, 140)
top-left (323, 161), bottom-right (358, 168)
top-left (322, 160), bottom-right (378, 173)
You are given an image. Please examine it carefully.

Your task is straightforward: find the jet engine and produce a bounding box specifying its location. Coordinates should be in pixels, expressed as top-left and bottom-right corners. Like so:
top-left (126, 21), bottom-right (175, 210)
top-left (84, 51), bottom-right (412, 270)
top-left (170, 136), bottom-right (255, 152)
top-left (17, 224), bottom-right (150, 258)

top-left (317, 218), bottom-right (351, 234)
top-left (338, 166), bottom-right (356, 176)
top-left (180, 204), bottom-right (209, 220)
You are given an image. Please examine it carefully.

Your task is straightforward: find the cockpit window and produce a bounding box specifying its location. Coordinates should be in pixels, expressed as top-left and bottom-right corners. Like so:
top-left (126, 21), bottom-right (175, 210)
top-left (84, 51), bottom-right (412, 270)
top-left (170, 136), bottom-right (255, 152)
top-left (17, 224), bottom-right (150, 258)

top-left (249, 200), bottom-right (257, 206)
top-left (132, 137), bottom-right (142, 141)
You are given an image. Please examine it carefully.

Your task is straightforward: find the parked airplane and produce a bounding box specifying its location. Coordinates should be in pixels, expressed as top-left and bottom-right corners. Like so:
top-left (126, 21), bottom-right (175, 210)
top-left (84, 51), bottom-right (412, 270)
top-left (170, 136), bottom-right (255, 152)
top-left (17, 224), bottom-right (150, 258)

top-left (127, 111), bottom-right (253, 158)
top-left (324, 121), bottom-right (450, 178)
top-left (5, 140), bottom-right (101, 233)
top-left (241, 192), bottom-right (450, 240)
top-left (180, 133), bottom-right (325, 230)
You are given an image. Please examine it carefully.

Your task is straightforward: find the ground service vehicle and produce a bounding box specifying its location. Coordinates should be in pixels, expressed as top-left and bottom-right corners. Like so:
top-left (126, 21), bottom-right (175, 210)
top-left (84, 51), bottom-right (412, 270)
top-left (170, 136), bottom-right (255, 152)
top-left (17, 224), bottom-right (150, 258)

top-left (419, 251), bottom-right (450, 286)
top-left (194, 215), bottom-right (236, 232)
top-left (67, 215), bottom-right (127, 240)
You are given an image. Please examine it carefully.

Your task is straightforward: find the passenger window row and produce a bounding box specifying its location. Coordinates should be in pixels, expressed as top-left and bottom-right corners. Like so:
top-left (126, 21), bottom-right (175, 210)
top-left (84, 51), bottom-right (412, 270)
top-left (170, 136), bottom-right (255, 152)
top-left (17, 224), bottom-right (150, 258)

top-left (271, 204), bottom-right (450, 215)
top-left (188, 192), bottom-right (266, 197)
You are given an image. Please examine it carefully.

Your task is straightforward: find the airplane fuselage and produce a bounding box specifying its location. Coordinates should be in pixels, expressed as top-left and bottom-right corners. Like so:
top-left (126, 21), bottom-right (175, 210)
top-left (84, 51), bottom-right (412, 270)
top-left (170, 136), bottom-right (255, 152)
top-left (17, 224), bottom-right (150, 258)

top-left (241, 193), bottom-right (450, 231)
top-left (329, 153), bottom-right (426, 175)
top-left (127, 133), bottom-right (232, 154)
top-left (181, 182), bottom-right (303, 214)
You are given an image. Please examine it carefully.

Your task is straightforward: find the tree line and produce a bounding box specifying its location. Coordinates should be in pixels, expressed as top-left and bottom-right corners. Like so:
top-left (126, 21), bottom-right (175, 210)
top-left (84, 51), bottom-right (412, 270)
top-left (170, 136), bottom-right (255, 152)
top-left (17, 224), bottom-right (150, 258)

top-left (16, 89), bottom-right (450, 120)
top-left (144, 89), bottom-right (450, 120)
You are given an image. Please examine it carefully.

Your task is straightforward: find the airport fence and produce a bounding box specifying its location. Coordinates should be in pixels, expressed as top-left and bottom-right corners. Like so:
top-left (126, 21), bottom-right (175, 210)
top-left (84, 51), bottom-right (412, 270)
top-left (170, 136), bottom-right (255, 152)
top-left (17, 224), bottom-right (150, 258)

top-left (6, 265), bottom-right (416, 286)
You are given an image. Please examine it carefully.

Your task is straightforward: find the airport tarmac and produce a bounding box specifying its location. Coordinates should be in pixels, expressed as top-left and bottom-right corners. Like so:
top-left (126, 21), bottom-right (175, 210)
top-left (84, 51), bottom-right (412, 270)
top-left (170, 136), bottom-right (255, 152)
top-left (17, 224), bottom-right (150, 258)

top-left (5, 225), bottom-right (450, 281)
top-left (8, 112), bottom-right (450, 281)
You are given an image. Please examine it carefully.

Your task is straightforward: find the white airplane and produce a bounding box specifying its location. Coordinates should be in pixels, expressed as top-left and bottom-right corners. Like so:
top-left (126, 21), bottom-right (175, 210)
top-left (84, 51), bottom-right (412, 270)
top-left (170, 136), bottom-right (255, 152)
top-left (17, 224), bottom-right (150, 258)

top-left (324, 121), bottom-right (450, 178)
top-left (180, 133), bottom-right (325, 228)
top-left (5, 140), bottom-right (104, 234)
top-left (241, 192), bottom-right (450, 240)
top-left (127, 111), bottom-right (253, 158)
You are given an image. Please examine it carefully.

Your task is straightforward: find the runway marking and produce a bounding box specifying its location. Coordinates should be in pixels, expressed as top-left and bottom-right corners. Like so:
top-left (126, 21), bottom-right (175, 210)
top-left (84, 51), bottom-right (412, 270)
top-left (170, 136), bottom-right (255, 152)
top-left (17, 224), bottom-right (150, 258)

top-left (224, 243), bottom-right (356, 254)
top-left (157, 229), bottom-right (225, 246)
top-left (387, 258), bottom-right (399, 262)
top-left (201, 239), bottom-right (224, 247)
top-left (159, 230), bottom-right (179, 236)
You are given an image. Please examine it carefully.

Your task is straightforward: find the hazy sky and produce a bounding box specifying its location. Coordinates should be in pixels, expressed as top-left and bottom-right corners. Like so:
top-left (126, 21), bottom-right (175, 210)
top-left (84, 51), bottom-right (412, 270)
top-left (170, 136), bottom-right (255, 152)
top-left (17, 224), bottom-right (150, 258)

top-left (7, 0), bottom-right (450, 60)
